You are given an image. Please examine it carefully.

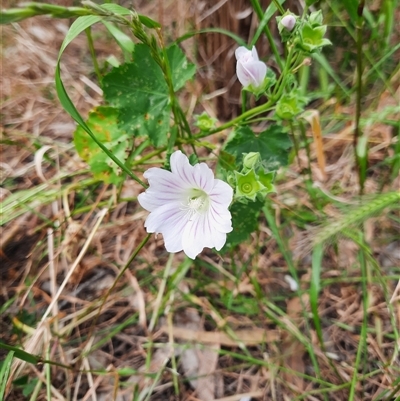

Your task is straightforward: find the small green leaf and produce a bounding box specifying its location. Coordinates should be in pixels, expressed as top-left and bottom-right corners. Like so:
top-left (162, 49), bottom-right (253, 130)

top-left (224, 125), bottom-right (292, 170)
top-left (59, 15), bottom-right (103, 56)
top-left (102, 21), bottom-right (134, 55)
top-left (22, 378), bottom-right (40, 397)
top-left (74, 106), bottom-right (133, 184)
top-left (138, 14), bottom-right (161, 28)
top-left (98, 3), bottom-right (131, 15)
top-left (298, 21), bottom-right (332, 53)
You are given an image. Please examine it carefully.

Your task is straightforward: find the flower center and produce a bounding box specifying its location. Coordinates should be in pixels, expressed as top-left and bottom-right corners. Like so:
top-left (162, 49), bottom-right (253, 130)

top-left (182, 189), bottom-right (209, 221)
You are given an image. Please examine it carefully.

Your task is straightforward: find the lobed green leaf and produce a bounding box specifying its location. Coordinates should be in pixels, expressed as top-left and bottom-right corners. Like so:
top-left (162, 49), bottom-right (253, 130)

top-left (224, 125), bottom-right (292, 170)
top-left (103, 43), bottom-right (195, 147)
top-left (74, 106), bottom-right (133, 184)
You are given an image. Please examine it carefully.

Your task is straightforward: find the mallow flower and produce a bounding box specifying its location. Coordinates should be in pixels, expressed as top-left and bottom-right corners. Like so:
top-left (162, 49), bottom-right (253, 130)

top-left (235, 46), bottom-right (267, 90)
top-left (138, 150), bottom-right (233, 259)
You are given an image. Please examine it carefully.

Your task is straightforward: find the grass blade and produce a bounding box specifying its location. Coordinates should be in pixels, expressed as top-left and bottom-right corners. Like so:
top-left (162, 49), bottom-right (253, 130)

top-left (310, 244), bottom-right (324, 345)
top-left (0, 351), bottom-right (14, 400)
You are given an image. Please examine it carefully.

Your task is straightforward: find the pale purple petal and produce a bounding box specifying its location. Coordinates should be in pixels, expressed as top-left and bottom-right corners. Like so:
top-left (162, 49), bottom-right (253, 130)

top-left (138, 168), bottom-right (189, 212)
top-left (170, 150), bottom-right (215, 192)
top-left (251, 60), bottom-right (267, 87)
top-left (182, 213), bottom-right (214, 258)
top-left (144, 202), bottom-right (185, 234)
top-left (251, 46), bottom-right (260, 61)
top-left (192, 162), bottom-right (214, 192)
top-left (211, 231), bottom-right (227, 251)
top-left (237, 59), bottom-right (266, 88)
top-left (209, 179), bottom-right (234, 207)
top-left (281, 15), bottom-right (296, 31)
top-left (170, 150), bottom-right (199, 188)
top-left (235, 46), bottom-right (251, 61)
top-left (208, 204), bottom-right (233, 233)
top-left (236, 61), bottom-right (252, 87)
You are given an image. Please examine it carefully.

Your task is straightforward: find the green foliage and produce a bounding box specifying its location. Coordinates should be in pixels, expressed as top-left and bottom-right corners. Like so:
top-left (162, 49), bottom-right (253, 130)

top-left (275, 89), bottom-right (308, 119)
top-left (74, 106), bottom-right (133, 184)
top-left (224, 125), bottom-right (292, 170)
top-left (55, 15), bottom-right (146, 186)
top-left (194, 112), bottom-right (217, 132)
top-left (223, 198), bottom-right (265, 249)
top-left (0, 351), bottom-right (14, 400)
top-left (235, 169), bottom-right (265, 201)
top-left (0, 342), bottom-right (41, 365)
top-left (103, 44), bottom-right (195, 147)
top-left (12, 375), bottom-right (40, 397)
top-left (341, 0), bottom-right (358, 24)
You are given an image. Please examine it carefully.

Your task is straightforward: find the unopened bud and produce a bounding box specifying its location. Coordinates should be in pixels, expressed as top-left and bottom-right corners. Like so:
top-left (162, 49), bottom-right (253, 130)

top-left (281, 14), bottom-right (296, 31)
top-left (243, 152), bottom-right (260, 169)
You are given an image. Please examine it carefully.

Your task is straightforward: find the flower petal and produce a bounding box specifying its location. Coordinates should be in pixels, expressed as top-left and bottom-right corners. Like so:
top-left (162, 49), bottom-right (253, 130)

top-left (211, 230), bottom-right (227, 251)
top-left (143, 202), bottom-right (189, 253)
top-left (237, 60), bottom-right (266, 88)
top-left (208, 204), bottom-right (233, 233)
top-left (170, 150), bottom-right (214, 191)
top-left (251, 46), bottom-right (260, 61)
top-left (235, 46), bottom-right (251, 61)
top-left (138, 167), bottom-right (190, 212)
top-left (210, 179), bottom-right (234, 207)
top-left (236, 61), bottom-right (253, 87)
top-left (182, 213), bottom-right (214, 258)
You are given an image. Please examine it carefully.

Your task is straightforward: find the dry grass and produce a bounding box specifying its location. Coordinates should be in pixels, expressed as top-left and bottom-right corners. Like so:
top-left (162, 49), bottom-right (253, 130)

top-left (1, 1), bottom-right (399, 401)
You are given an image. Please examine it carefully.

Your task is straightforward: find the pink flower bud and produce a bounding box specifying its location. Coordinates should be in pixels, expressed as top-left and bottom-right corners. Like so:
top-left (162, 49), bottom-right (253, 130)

top-left (235, 46), bottom-right (267, 89)
top-left (281, 15), bottom-right (296, 31)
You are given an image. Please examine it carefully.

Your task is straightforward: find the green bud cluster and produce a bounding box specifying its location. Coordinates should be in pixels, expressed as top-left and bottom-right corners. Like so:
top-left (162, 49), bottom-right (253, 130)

top-left (194, 112), bottom-right (218, 132)
top-left (276, 89), bottom-right (308, 120)
top-left (276, 10), bottom-right (331, 54)
top-left (230, 152), bottom-right (276, 202)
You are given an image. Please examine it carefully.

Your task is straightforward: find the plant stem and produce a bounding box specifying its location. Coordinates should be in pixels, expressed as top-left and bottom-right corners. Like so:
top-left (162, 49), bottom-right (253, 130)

top-left (354, 0), bottom-right (366, 195)
top-left (85, 27), bottom-right (102, 83)
top-left (249, 0), bottom-right (284, 70)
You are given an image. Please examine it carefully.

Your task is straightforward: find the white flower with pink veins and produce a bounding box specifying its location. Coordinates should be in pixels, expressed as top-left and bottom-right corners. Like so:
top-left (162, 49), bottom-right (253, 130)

top-left (235, 46), bottom-right (267, 89)
top-left (138, 150), bottom-right (233, 259)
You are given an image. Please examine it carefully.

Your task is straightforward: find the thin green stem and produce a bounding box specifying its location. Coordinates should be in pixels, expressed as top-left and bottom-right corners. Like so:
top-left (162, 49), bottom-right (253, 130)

top-left (203, 98), bottom-right (274, 137)
top-left (271, 0), bottom-right (285, 14)
top-left (45, 345), bottom-right (51, 401)
top-left (241, 90), bottom-right (247, 114)
top-left (354, 0), bottom-right (366, 195)
top-left (85, 27), bottom-right (102, 82)
top-left (249, 0), bottom-right (284, 70)
top-left (348, 249), bottom-right (369, 400)
top-left (288, 120), bottom-right (301, 170)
